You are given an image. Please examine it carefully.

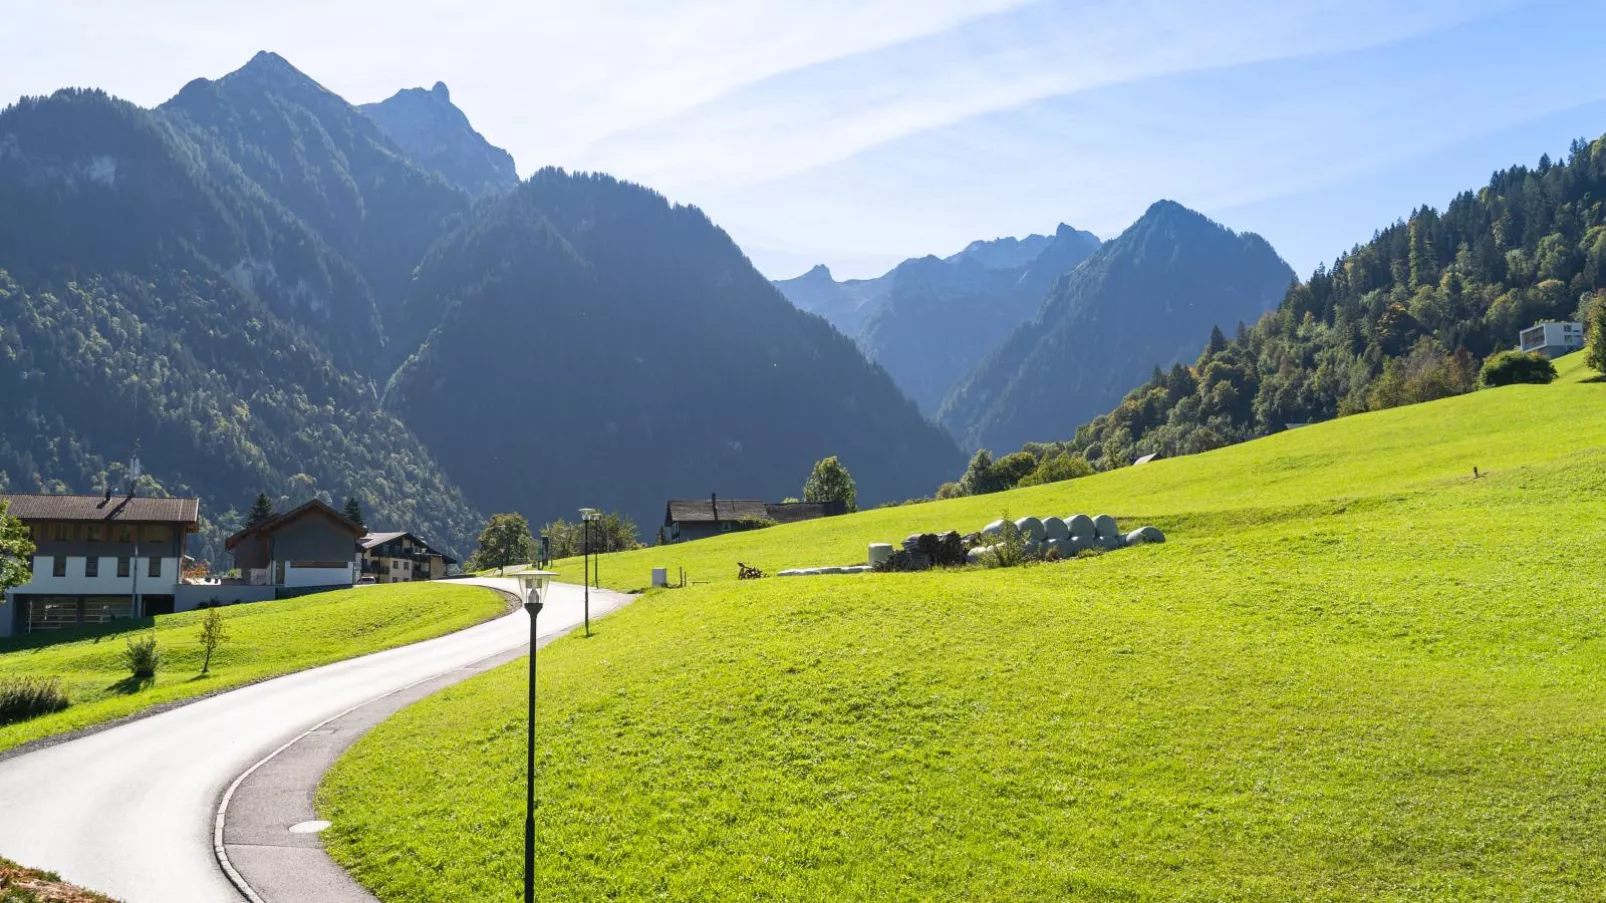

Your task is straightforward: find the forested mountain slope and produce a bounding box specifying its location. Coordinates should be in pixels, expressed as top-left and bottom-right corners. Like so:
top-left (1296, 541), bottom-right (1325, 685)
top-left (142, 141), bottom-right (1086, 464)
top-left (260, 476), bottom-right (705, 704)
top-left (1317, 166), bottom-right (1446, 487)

top-left (161, 51), bottom-right (470, 346)
top-left (1066, 137), bottom-right (1606, 469)
top-left (387, 169), bottom-right (967, 530)
top-left (0, 88), bottom-right (481, 561)
top-left (940, 201), bottom-right (1293, 454)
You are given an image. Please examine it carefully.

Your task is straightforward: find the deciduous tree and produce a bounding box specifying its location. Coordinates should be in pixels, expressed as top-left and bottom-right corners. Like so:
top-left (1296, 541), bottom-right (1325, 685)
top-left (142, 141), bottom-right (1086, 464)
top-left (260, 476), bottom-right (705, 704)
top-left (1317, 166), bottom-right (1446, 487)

top-left (803, 456), bottom-right (858, 512)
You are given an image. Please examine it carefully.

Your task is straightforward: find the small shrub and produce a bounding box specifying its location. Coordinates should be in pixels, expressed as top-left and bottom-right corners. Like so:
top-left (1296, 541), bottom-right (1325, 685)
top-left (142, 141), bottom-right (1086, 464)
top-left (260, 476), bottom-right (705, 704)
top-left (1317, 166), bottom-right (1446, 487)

top-left (982, 516), bottom-right (1032, 569)
top-left (122, 635), bottom-right (161, 680)
top-left (0, 677), bottom-right (70, 725)
top-left (198, 608), bottom-right (231, 675)
top-left (1479, 350), bottom-right (1557, 387)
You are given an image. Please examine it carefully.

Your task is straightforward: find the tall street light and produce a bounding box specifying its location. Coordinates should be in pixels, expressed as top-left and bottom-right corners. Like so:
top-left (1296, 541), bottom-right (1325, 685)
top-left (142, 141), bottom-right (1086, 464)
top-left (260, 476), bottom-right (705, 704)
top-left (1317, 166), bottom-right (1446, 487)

top-left (510, 567), bottom-right (554, 903)
top-left (578, 508), bottom-right (600, 637)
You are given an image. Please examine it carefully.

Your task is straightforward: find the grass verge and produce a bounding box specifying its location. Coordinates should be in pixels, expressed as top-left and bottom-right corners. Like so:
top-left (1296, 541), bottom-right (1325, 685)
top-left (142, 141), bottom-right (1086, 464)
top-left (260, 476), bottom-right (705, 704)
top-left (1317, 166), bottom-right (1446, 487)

top-left (0, 856), bottom-right (116, 902)
top-left (0, 583), bottom-right (505, 754)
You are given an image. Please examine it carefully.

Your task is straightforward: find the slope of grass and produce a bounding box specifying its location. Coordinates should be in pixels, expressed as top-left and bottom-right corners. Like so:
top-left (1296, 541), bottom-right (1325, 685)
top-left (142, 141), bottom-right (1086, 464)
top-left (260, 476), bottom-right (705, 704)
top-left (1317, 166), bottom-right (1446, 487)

top-left (558, 353), bottom-right (1605, 589)
top-left (0, 583), bottom-right (505, 754)
top-left (321, 353), bottom-right (1606, 901)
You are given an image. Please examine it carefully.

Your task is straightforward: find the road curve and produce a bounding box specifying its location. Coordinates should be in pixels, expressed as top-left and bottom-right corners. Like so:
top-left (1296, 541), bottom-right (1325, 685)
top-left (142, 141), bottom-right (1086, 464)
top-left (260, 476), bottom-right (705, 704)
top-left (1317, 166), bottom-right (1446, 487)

top-left (0, 579), bottom-right (632, 903)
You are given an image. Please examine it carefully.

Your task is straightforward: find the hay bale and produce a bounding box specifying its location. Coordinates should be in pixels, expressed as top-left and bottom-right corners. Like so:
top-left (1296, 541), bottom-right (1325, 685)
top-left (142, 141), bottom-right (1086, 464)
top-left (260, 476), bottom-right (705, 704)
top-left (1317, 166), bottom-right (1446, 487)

top-left (1067, 534), bottom-right (1093, 555)
top-left (935, 531), bottom-right (967, 567)
top-left (1014, 516), bottom-right (1046, 541)
top-left (840, 565), bottom-right (873, 574)
top-left (1094, 534), bottom-right (1124, 551)
top-left (1044, 538), bottom-right (1066, 559)
top-left (1066, 514), bottom-right (1095, 539)
top-left (982, 520), bottom-right (1006, 537)
top-left (1042, 516), bottom-right (1069, 541)
top-left (778, 569), bottom-right (804, 577)
top-left (1125, 526), bottom-right (1166, 545)
top-left (1092, 514), bottom-right (1119, 540)
top-left (868, 543), bottom-right (895, 567)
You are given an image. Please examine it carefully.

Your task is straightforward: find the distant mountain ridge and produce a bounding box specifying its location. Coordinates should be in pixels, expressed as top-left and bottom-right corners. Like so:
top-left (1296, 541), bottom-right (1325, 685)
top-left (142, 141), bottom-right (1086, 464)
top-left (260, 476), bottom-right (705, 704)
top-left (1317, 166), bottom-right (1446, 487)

top-left (360, 82), bottom-right (518, 196)
top-left (938, 201), bottom-right (1295, 454)
top-left (775, 223), bottom-right (1102, 415)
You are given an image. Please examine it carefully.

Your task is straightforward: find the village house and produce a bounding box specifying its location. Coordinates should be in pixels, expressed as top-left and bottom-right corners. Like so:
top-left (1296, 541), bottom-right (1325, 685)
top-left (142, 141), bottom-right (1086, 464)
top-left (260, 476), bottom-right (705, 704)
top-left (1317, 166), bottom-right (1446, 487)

top-left (1519, 321), bottom-right (1586, 359)
top-left (225, 498), bottom-right (365, 591)
top-left (0, 491), bottom-right (200, 637)
top-left (359, 531), bottom-right (457, 583)
top-left (660, 494), bottom-right (847, 544)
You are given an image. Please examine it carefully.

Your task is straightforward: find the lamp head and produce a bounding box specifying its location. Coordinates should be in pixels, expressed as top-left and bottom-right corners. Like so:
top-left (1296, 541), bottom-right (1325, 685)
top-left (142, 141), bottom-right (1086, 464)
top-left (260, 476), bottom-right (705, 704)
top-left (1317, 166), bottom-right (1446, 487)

top-left (579, 507), bottom-right (600, 522)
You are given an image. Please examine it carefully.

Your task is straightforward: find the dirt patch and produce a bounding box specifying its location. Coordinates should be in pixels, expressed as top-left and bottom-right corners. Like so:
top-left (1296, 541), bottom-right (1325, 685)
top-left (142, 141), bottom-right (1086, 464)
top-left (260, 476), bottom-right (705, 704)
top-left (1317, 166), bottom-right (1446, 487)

top-left (0, 857), bottom-right (118, 902)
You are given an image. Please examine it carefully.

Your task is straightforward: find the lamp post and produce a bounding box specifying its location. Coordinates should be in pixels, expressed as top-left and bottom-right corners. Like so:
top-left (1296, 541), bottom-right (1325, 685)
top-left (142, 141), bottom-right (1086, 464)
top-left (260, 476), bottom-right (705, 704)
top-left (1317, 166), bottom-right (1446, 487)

top-left (511, 568), bottom-right (554, 903)
top-left (578, 508), bottom-right (600, 637)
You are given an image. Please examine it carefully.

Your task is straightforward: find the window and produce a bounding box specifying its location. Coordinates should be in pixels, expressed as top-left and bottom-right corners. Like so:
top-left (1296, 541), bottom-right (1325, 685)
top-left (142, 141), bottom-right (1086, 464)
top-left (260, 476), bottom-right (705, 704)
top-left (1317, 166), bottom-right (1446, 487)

top-left (53, 523), bottom-right (72, 542)
top-left (86, 557), bottom-right (99, 578)
top-left (142, 525), bottom-right (172, 543)
top-left (149, 557), bottom-right (161, 578)
top-left (117, 557), bottom-right (131, 578)
top-left (52, 556), bottom-right (67, 578)
top-left (115, 524), bottom-right (133, 543)
top-left (87, 524), bottom-right (103, 543)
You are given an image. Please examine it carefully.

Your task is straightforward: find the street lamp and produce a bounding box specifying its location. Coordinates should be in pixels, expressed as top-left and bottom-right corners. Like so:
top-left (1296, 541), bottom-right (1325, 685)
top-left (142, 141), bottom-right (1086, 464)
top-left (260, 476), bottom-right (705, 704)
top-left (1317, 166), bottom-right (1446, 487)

top-left (578, 508), bottom-right (601, 637)
top-left (508, 566), bottom-right (555, 903)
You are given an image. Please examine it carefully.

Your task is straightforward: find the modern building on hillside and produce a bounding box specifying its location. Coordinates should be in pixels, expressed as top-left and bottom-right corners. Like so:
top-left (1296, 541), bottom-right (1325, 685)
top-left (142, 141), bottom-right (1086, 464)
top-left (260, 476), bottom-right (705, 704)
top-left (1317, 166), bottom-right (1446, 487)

top-left (661, 494), bottom-right (847, 544)
top-left (0, 491), bottom-right (200, 637)
top-left (225, 499), bottom-right (364, 590)
top-left (359, 531), bottom-right (457, 583)
top-left (1519, 321), bottom-right (1586, 358)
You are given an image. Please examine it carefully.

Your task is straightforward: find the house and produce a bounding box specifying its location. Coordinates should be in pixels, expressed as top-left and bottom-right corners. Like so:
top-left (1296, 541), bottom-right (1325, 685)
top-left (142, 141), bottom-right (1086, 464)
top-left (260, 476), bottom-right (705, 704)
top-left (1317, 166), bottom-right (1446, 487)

top-left (0, 491), bottom-right (200, 637)
top-left (1519, 321), bottom-right (1586, 359)
top-left (661, 494), bottom-right (846, 544)
top-left (225, 499), bottom-right (364, 590)
top-left (359, 531), bottom-right (457, 583)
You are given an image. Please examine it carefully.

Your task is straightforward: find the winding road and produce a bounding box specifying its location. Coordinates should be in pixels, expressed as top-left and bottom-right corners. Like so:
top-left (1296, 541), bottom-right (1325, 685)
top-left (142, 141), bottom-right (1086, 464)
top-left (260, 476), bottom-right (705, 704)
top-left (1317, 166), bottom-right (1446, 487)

top-left (0, 579), bottom-right (633, 903)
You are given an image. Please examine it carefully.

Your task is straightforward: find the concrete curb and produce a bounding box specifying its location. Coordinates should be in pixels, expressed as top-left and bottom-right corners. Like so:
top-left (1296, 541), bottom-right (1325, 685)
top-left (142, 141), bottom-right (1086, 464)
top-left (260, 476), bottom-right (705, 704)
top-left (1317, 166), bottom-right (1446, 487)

top-left (213, 584), bottom-right (636, 903)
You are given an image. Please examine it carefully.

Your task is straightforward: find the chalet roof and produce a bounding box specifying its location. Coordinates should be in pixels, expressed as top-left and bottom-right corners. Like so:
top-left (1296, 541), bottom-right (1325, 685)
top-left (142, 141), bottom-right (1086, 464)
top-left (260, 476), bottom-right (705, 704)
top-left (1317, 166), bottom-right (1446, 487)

top-left (666, 498), bottom-right (769, 525)
top-left (0, 493), bottom-right (200, 527)
top-left (359, 531), bottom-right (408, 549)
top-left (764, 501), bottom-right (845, 524)
top-left (224, 498), bottom-right (365, 550)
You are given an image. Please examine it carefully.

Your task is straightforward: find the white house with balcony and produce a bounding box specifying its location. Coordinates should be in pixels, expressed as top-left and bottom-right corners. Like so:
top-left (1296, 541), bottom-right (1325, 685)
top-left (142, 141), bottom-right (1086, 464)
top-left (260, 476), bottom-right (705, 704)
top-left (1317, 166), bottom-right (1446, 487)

top-left (1518, 321), bottom-right (1586, 359)
top-left (0, 492), bottom-right (200, 637)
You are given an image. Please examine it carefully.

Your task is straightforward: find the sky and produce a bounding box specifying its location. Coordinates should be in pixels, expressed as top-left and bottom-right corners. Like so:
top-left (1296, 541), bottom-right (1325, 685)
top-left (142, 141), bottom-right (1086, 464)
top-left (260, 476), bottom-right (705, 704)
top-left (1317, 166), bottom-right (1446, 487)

top-left (4, 0), bottom-right (1605, 281)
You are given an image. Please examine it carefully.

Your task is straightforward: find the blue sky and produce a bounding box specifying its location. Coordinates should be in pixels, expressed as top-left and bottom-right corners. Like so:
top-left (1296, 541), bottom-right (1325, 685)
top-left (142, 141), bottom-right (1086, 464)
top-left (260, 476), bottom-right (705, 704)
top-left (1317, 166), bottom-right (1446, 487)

top-left (4, 0), bottom-right (1603, 281)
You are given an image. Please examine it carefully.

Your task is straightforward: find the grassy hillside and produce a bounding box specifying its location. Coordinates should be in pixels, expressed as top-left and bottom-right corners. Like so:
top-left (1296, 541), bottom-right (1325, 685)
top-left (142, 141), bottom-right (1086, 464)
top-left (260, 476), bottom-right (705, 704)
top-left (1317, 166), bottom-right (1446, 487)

top-left (0, 583), bottom-right (505, 754)
top-left (321, 354), bottom-right (1606, 901)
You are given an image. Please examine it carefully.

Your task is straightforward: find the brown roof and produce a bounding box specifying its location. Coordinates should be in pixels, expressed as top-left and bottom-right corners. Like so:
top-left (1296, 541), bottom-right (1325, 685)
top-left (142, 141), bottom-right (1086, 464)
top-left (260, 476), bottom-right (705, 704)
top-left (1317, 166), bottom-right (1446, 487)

top-left (224, 498), bottom-right (365, 550)
top-left (0, 493), bottom-right (200, 527)
top-left (666, 498), bottom-right (769, 525)
top-left (764, 500), bottom-right (846, 524)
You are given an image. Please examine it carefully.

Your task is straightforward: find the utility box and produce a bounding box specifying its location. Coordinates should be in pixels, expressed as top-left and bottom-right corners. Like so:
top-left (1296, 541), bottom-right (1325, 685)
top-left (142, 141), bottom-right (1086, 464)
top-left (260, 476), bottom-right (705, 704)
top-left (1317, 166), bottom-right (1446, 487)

top-left (651, 567), bottom-right (668, 588)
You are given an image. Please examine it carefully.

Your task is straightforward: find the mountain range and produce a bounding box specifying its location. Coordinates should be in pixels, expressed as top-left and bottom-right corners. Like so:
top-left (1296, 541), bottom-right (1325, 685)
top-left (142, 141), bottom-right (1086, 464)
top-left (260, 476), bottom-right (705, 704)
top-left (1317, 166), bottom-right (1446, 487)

top-left (0, 52), bottom-right (963, 560)
top-left (775, 225), bottom-right (1101, 415)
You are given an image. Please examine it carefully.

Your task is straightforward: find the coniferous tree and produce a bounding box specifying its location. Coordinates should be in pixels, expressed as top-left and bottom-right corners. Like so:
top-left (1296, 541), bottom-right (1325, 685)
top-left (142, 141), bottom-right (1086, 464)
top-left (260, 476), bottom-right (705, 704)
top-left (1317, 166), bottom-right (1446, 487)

top-left (246, 493), bottom-right (277, 527)
top-left (342, 496), bottom-right (366, 529)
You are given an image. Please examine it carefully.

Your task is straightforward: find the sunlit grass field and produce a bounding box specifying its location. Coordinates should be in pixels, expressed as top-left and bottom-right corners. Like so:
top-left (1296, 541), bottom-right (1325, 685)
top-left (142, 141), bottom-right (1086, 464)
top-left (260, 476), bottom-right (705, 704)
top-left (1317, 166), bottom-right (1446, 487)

top-left (0, 582), bottom-right (505, 753)
top-left (321, 354), bottom-right (1606, 901)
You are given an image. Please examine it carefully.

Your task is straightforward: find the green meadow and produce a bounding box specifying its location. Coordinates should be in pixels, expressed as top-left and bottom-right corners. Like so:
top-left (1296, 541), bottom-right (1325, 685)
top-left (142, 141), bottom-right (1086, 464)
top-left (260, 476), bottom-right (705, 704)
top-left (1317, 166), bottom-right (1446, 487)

top-left (0, 583), bottom-right (505, 753)
top-left (321, 354), bottom-right (1606, 901)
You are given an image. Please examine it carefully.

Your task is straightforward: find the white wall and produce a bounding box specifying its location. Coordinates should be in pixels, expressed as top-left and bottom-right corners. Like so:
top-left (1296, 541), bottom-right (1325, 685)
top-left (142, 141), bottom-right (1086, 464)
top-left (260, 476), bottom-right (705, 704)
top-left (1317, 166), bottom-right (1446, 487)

top-left (282, 563), bottom-right (356, 588)
top-left (14, 555), bottom-right (181, 597)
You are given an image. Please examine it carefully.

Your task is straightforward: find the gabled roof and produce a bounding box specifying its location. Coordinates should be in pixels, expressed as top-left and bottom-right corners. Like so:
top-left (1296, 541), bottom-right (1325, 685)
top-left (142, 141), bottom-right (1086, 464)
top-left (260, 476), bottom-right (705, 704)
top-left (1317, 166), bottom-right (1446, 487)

top-left (0, 493), bottom-right (200, 527)
top-left (359, 530), bottom-right (458, 564)
top-left (764, 501), bottom-right (845, 524)
top-left (359, 531), bottom-right (408, 549)
top-left (666, 498), bottom-right (769, 525)
top-left (224, 498), bottom-right (365, 550)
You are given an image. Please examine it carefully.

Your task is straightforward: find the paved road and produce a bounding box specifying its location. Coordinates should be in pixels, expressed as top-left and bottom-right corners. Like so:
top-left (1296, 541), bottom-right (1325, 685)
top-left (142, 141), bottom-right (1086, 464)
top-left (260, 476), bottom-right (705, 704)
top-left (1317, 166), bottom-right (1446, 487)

top-left (0, 579), bottom-right (632, 903)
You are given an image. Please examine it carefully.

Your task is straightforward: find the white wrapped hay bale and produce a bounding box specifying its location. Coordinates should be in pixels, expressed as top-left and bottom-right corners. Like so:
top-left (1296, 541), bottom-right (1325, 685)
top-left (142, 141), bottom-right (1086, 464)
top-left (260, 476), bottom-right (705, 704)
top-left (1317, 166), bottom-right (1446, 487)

top-left (1125, 526), bottom-right (1166, 545)
top-left (1093, 514), bottom-right (1119, 540)
top-left (1042, 516), bottom-right (1069, 541)
top-left (1066, 514), bottom-right (1095, 540)
top-left (982, 520), bottom-right (1006, 537)
top-left (966, 545), bottom-right (993, 565)
top-left (1044, 538), bottom-right (1066, 558)
top-left (1067, 534), bottom-right (1093, 555)
top-left (840, 565), bottom-right (873, 574)
top-left (868, 543), bottom-right (895, 567)
top-left (1014, 516), bottom-right (1046, 541)
top-left (778, 569), bottom-right (804, 577)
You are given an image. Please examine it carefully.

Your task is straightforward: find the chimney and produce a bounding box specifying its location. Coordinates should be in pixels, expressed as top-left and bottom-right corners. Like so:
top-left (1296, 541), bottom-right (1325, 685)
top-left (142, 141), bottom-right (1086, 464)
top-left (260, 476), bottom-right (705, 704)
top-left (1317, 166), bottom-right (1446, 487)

top-left (104, 484), bottom-right (112, 503)
top-left (711, 492), bottom-right (718, 521)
